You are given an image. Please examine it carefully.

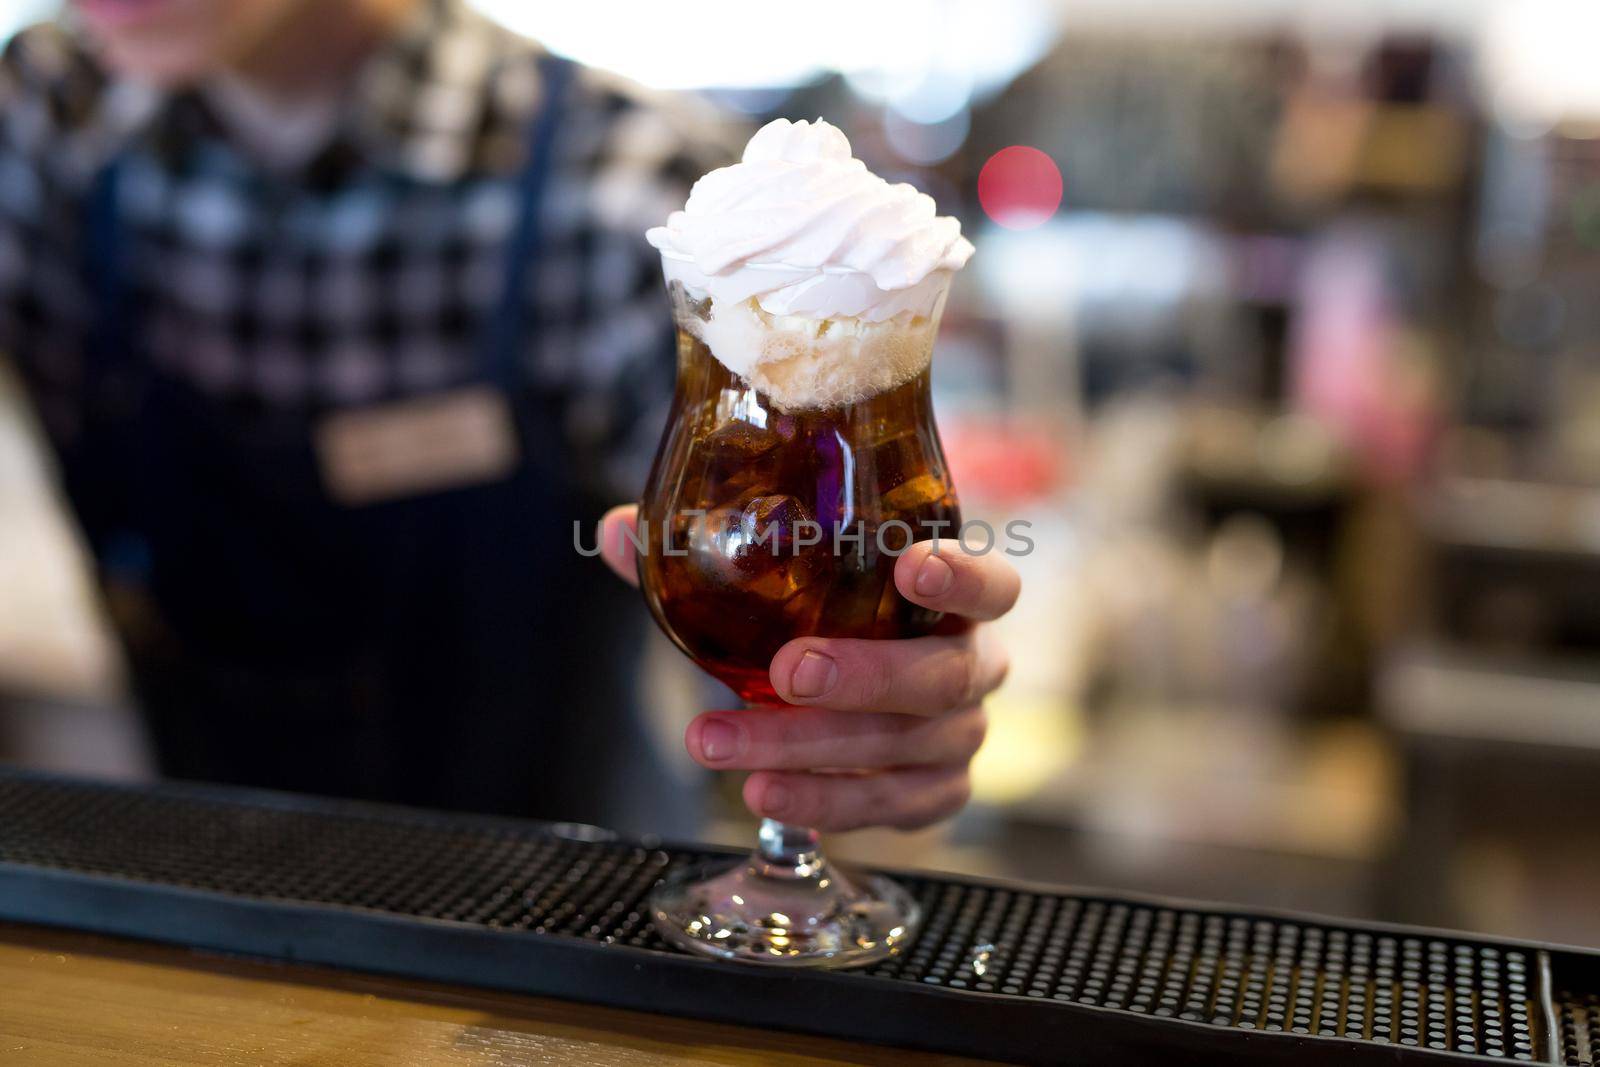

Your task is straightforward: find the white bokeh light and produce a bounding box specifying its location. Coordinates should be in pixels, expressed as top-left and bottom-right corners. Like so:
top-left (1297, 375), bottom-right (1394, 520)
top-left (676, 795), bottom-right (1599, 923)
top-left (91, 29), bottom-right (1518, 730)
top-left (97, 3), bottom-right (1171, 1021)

top-left (0, 0), bottom-right (58, 44)
top-left (884, 106), bottom-right (971, 165)
top-left (1480, 0), bottom-right (1600, 128)
top-left (472, 0), bottom-right (1056, 93)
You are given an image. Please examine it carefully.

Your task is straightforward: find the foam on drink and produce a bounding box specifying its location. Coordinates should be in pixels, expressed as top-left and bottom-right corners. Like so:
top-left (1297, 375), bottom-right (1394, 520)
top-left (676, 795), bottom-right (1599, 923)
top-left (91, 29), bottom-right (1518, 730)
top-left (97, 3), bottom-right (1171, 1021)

top-left (648, 119), bottom-right (973, 411)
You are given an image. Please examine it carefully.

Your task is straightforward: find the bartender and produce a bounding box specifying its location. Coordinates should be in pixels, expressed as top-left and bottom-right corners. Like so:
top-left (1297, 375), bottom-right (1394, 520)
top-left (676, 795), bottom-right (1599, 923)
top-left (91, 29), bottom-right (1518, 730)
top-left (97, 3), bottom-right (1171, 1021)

top-left (0, 0), bottom-right (1019, 831)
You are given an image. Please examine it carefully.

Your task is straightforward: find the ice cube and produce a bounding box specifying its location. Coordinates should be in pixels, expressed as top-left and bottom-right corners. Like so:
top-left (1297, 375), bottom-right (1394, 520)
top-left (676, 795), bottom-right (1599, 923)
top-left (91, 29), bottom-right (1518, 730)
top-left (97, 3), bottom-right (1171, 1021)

top-left (700, 420), bottom-right (778, 463)
top-left (734, 494), bottom-right (816, 564)
top-left (686, 495), bottom-right (820, 580)
top-left (852, 427), bottom-right (924, 496)
top-left (704, 422), bottom-right (777, 460)
top-left (882, 473), bottom-right (951, 513)
top-left (695, 419), bottom-right (780, 505)
top-left (682, 505), bottom-right (746, 584)
top-left (688, 495), bottom-right (827, 607)
top-left (743, 556), bottom-right (823, 603)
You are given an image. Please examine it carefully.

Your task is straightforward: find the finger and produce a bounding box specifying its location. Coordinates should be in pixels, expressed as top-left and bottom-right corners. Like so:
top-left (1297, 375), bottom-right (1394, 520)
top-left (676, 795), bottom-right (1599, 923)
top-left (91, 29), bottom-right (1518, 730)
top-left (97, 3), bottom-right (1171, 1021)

top-left (893, 540), bottom-right (1021, 622)
top-left (743, 765), bottom-right (972, 833)
top-left (685, 705), bottom-right (987, 771)
top-left (599, 505), bottom-right (640, 586)
top-left (770, 629), bottom-right (1010, 716)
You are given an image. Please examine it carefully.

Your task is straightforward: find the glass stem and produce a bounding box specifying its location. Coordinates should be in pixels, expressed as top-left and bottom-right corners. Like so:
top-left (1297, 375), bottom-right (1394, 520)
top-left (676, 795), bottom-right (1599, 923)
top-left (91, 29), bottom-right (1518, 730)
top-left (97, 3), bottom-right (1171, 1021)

top-left (757, 818), bottom-right (822, 874)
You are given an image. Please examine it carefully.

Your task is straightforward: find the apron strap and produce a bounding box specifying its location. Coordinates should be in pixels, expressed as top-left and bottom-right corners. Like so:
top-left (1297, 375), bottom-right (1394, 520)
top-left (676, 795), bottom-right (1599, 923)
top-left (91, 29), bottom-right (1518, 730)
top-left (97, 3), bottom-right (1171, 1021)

top-left (86, 160), bottom-right (128, 385)
top-left (81, 157), bottom-right (154, 579)
top-left (479, 53), bottom-right (576, 391)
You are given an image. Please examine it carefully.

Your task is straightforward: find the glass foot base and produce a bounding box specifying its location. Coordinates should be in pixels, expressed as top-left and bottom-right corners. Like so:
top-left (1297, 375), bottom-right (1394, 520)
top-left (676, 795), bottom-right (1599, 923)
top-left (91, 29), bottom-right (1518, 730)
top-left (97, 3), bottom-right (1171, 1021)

top-left (649, 854), bottom-right (921, 969)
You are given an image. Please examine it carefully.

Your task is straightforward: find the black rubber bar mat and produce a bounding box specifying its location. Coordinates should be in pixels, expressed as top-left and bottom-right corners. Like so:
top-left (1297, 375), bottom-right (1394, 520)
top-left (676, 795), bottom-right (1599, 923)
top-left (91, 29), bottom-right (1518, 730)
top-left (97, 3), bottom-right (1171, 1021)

top-left (0, 766), bottom-right (1593, 1065)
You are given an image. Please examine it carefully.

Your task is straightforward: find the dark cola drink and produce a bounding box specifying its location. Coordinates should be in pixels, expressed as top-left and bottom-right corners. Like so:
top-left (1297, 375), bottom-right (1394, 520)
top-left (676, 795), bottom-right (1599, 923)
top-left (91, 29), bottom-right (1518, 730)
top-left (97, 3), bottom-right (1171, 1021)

top-left (638, 282), bottom-right (960, 705)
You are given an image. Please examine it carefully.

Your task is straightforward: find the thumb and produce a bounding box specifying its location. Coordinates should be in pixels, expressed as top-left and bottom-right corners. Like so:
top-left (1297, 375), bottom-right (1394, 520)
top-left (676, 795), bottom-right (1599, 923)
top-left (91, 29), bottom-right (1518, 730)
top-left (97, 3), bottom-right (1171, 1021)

top-left (599, 505), bottom-right (641, 587)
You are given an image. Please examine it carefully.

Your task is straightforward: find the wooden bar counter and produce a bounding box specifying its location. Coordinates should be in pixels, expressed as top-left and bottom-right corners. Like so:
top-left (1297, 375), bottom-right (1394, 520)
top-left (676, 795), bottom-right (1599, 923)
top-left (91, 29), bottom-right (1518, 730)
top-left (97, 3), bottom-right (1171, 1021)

top-left (0, 922), bottom-right (994, 1066)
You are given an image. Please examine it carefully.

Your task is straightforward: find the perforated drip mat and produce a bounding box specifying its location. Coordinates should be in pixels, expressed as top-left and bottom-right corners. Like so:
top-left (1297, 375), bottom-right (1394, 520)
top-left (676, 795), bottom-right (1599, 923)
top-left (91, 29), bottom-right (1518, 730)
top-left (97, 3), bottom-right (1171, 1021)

top-left (1558, 984), bottom-right (1600, 1065)
top-left (1, 768), bottom-right (1596, 1066)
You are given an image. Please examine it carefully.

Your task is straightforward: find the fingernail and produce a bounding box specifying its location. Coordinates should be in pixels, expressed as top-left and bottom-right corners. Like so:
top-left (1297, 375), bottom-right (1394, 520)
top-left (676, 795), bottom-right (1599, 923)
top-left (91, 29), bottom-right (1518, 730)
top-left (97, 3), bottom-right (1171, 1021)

top-left (699, 718), bottom-right (740, 763)
top-left (762, 782), bottom-right (792, 817)
top-left (915, 553), bottom-right (955, 597)
top-left (789, 650), bottom-right (838, 699)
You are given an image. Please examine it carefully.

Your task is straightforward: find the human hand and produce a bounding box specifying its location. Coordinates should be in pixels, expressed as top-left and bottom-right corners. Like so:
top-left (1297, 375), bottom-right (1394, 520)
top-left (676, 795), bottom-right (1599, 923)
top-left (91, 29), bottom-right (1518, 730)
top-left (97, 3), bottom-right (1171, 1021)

top-left (600, 504), bottom-right (1018, 832)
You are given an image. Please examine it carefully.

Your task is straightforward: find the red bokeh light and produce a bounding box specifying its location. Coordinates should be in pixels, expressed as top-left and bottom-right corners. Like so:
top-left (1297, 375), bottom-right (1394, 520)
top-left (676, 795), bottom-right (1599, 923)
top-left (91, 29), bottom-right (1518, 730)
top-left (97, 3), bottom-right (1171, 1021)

top-left (977, 146), bottom-right (1063, 230)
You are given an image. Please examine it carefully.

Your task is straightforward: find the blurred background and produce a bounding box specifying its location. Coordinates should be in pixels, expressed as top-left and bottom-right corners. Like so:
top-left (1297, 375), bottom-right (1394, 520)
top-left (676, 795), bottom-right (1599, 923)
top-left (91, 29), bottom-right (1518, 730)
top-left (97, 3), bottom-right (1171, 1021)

top-left (5, 0), bottom-right (1600, 947)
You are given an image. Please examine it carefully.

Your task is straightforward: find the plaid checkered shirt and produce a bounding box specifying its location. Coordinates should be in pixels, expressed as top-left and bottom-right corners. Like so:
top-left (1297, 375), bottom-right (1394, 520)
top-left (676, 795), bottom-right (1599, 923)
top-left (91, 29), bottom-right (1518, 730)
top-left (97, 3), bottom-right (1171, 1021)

top-left (0, 0), bottom-right (737, 498)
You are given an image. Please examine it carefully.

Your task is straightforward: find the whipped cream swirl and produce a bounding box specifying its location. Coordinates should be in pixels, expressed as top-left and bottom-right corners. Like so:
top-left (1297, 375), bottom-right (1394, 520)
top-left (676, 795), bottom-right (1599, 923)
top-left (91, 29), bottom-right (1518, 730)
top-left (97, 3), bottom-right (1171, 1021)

top-left (648, 118), bottom-right (973, 321)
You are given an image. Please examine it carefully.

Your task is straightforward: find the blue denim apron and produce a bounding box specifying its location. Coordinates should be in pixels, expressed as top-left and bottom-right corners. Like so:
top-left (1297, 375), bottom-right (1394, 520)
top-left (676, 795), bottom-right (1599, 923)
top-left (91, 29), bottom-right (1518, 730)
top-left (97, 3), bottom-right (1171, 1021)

top-left (63, 57), bottom-right (662, 825)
